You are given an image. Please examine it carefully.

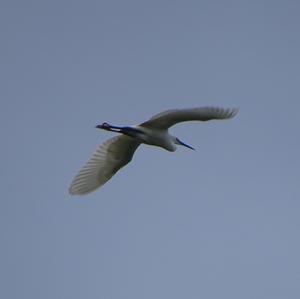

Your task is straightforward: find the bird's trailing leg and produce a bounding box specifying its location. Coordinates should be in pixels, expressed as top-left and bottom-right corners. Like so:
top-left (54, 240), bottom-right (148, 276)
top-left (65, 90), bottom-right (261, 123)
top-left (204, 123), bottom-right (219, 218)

top-left (175, 138), bottom-right (195, 150)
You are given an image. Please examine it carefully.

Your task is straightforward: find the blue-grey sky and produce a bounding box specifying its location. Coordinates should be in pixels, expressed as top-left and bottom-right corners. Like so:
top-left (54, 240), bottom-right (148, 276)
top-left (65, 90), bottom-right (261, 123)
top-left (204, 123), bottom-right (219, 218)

top-left (1, 0), bottom-right (300, 298)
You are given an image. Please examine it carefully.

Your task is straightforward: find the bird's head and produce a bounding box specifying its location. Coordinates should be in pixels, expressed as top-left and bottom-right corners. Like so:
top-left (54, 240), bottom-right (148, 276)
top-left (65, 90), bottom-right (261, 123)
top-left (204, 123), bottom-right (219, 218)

top-left (95, 123), bottom-right (144, 137)
top-left (96, 122), bottom-right (112, 131)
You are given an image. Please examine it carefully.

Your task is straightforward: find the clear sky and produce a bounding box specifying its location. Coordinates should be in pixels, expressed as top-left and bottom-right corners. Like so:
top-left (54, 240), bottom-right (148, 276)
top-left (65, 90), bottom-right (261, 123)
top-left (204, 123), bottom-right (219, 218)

top-left (1, 0), bottom-right (300, 298)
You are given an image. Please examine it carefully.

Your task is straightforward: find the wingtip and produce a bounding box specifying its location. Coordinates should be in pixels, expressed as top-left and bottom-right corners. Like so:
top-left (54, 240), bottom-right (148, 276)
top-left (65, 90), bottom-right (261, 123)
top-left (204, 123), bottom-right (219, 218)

top-left (68, 188), bottom-right (92, 196)
top-left (68, 186), bottom-right (79, 196)
top-left (229, 107), bottom-right (239, 118)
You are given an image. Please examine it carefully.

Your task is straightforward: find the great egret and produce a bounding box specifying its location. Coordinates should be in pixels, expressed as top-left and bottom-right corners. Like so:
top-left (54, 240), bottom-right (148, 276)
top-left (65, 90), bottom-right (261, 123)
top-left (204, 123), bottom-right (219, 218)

top-left (69, 106), bottom-right (238, 195)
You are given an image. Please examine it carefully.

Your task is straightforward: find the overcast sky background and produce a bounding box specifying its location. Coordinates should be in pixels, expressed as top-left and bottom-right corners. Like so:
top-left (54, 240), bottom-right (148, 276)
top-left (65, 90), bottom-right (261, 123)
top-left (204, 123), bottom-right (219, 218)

top-left (1, 0), bottom-right (300, 298)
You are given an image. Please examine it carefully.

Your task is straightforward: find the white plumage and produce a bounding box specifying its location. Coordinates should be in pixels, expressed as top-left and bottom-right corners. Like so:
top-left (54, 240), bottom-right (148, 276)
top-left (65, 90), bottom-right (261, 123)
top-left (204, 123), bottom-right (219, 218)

top-left (69, 106), bottom-right (238, 195)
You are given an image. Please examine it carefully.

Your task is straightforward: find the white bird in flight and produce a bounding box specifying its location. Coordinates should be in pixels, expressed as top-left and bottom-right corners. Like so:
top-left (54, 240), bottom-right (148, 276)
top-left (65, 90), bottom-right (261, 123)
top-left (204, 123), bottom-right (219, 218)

top-left (69, 106), bottom-right (238, 195)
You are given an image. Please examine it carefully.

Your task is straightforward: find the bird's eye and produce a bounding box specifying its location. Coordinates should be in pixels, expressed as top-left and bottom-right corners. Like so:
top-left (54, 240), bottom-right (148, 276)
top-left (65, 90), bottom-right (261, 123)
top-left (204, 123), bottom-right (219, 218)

top-left (102, 122), bottom-right (110, 127)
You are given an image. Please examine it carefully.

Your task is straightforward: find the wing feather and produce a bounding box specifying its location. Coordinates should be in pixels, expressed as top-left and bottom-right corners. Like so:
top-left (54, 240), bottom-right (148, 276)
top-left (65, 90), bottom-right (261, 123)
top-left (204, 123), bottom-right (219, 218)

top-left (69, 135), bottom-right (140, 195)
top-left (141, 107), bottom-right (238, 129)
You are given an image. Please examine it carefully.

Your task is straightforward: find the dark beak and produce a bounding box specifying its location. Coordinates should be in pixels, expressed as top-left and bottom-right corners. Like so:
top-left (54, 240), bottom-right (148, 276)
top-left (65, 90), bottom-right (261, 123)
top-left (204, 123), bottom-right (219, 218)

top-left (95, 123), bottom-right (123, 132)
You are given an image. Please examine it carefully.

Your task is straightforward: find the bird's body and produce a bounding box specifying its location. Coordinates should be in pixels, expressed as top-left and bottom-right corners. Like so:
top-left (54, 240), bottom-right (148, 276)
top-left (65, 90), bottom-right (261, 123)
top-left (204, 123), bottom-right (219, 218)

top-left (69, 106), bottom-right (238, 195)
top-left (129, 126), bottom-right (178, 151)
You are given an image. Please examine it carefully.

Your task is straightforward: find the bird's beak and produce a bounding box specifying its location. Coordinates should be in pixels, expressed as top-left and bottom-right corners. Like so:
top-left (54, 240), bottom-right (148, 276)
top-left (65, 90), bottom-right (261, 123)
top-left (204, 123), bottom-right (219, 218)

top-left (95, 123), bottom-right (122, 132)
top-left (176, 138), bottom-right (195, 150)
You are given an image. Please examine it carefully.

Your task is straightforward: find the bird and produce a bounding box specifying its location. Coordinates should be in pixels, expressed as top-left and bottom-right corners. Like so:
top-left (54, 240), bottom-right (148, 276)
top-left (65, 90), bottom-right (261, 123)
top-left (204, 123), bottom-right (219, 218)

top-left (69, 106), bottom-right (238, 195)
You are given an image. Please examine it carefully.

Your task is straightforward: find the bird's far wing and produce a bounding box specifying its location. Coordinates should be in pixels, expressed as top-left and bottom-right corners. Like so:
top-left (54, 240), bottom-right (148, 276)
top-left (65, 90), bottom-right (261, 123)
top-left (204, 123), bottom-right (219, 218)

top-left (140, 107), bottom-right (239, 129)
top-left (69, 135), bottom-right (140, 195)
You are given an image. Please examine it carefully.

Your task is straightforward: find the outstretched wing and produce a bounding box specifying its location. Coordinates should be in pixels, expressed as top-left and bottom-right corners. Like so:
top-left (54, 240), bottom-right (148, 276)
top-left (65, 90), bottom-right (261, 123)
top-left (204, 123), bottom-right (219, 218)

top-left (69, 135), bottom-right (140, 195)
top-left (141, 107), bottom-right (238, 129)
